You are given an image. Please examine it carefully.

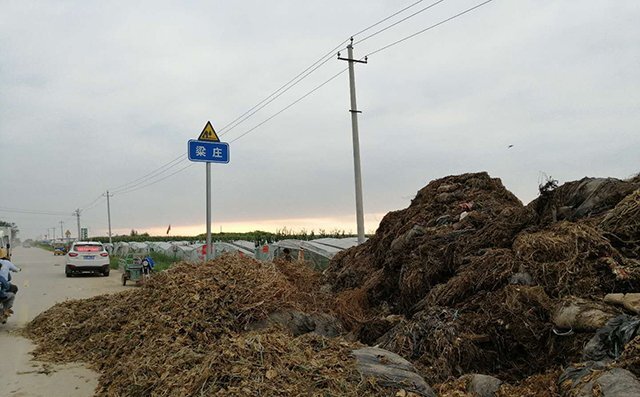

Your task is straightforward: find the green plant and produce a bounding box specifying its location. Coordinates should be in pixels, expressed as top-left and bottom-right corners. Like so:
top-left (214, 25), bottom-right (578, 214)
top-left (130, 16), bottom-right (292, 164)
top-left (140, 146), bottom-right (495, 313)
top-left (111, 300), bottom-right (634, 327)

top-left (109, 251), bottom-right (181, 272)
top-left (148, 251), bottom-right (180, 272)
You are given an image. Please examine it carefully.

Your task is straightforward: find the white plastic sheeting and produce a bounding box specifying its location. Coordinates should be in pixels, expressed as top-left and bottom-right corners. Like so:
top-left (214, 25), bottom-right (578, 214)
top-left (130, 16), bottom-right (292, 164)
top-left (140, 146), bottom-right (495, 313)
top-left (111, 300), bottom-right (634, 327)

top-left (104, 243), bottom-right (114, 255)
top-left (148, 242), bottom-right (173, 256)
top-left (113, 242), bottom-right (130, 257)
top-left (272, 239), bottom-right (342, 269)
top-left (129, 242), bottom-right (149, 254)
top-left (214, 242), bottom-right (255, 258)
top-left (174, 245), bottom-right (196, 261)
top-left (108, 238), bottom-right (360, 267)
top-left (312, 237), bottom-right (362, 250)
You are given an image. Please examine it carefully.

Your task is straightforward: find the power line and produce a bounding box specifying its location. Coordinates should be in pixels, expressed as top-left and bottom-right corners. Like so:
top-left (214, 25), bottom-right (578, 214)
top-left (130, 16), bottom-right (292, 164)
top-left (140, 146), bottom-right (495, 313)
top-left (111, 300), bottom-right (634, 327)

top-left (365, 0), bottom-right (495, 58)
top-left (230, 67), bottom-right (349, 143)
top-left (92, 0), bottom-right (458, 195)
top-left (110, 154), bottom-right (186, 193)
top-left (354, 0), bottom-right (447, 45)
top-left (351, 0), bottom-right (429, 37)
top-left (78, 194), bottom-right (104, 211)
top-left (219, 55), bottom-right (338, 137)
top-left (0, 207), bottom-right (70, 216)
top-left (218, 0), bottom-right (448, 138)
top-left (81, 196), bottom-right (106, 212)
top-left (114, 162), bottom-right (194, 196)
top-left (218, 41), bottom-right (350, 136)
top-left (111, 158), bottom-right (189, 194)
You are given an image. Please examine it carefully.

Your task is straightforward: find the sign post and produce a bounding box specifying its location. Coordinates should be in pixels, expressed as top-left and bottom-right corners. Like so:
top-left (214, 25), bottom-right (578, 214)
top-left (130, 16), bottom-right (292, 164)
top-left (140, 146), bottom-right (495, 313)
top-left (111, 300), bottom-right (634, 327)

top-left (187, 121), bottom-right (230, 261)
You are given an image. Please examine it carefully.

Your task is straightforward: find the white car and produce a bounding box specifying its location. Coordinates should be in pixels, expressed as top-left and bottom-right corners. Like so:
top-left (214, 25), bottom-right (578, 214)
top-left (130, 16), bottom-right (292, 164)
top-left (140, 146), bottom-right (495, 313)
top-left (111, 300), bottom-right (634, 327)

top-left (65, 241), bottom-right (110, 277)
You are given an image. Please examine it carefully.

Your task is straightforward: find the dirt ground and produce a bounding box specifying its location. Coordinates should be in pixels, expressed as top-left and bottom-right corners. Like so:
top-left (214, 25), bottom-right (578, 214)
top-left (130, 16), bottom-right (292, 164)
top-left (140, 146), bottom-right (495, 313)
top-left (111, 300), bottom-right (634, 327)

top-left (0, 246), bottom-right (127, 397)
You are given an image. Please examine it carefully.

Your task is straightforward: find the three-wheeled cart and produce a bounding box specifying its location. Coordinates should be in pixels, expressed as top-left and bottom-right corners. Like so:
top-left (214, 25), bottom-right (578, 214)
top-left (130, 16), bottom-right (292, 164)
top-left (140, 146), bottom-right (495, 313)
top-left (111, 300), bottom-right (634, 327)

top-left (119, 255), bottom-right (145, 286)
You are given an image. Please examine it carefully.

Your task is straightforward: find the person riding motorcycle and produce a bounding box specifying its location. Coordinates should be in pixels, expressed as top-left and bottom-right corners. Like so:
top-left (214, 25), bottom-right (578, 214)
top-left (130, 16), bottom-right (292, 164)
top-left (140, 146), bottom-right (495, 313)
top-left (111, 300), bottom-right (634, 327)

top-left (0, 256), bottom-right (21, 283)
top-left (0, 275), bottom-right (15, 324)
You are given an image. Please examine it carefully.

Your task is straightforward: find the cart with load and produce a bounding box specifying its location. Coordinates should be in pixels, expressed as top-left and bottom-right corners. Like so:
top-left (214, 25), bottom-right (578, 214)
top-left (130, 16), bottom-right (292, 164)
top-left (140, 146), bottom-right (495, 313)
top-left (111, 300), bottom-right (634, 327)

top-left (119, 255), bottom-right (147, 286)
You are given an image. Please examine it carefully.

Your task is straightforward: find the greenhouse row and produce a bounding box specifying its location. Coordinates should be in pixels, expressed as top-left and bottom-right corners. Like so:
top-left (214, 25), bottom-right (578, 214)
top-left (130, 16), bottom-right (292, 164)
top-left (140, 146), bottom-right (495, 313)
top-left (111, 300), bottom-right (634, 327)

top-left (106, 237), bottom-right (362, 269)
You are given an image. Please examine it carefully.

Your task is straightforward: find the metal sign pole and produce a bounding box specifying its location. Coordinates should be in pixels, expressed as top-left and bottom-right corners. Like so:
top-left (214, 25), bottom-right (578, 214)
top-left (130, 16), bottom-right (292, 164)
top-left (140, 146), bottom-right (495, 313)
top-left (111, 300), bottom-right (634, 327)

top-left (188, 121), bottom-right (229, 262)
top-left (206, 162), bottom-right (212, 261)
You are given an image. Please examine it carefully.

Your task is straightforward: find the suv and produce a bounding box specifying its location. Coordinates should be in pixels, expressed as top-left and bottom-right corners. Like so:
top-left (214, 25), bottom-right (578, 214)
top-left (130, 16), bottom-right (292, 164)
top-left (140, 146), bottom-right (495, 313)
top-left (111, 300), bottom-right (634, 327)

top-left (65, 241), bottom-right (110, 277)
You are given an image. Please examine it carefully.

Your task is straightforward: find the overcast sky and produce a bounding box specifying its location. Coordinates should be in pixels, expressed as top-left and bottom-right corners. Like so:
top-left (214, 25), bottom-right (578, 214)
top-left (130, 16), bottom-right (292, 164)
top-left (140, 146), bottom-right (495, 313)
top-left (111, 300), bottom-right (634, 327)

top-left (1, 0), bottom-right (638, 240)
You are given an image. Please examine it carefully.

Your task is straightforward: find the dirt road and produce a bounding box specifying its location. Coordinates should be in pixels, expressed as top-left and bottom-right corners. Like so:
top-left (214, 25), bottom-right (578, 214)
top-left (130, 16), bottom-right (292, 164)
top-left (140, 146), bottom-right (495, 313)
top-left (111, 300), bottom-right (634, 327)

top-left (0, 246), bottom-right (127, 397)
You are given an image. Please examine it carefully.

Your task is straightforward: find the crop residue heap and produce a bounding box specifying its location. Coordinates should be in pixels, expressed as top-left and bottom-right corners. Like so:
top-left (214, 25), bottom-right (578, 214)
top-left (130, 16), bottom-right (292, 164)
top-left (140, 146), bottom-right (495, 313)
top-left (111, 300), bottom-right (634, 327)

top-left (25, 171), bottom-right (640, 396)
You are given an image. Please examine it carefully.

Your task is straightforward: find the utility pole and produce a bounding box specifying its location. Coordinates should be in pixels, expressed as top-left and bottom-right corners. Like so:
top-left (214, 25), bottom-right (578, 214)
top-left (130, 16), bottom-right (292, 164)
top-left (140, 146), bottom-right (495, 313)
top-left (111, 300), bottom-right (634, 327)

top-left (338, 38), bottom-right (367, 244)
top-left (51, 227), bottom-right (56, 241)
top-left (104, 190), bottom-right (113, 245)
top-left (75, 209), bottom-right (81, 242)
top-left (59, 221), bottom-right (64, 242)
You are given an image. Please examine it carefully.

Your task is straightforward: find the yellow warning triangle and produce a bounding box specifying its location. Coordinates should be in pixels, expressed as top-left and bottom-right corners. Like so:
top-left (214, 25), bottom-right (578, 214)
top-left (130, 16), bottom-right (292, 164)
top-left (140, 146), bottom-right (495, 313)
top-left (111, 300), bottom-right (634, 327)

top-left (198, 121), bottom-right (220, 142)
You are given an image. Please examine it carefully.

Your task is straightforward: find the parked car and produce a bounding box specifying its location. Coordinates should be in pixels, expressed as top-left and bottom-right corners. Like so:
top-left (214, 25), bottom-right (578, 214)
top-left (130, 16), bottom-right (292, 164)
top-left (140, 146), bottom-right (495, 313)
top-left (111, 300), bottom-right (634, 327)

top-left (65, 241), bottom-right (110, 277)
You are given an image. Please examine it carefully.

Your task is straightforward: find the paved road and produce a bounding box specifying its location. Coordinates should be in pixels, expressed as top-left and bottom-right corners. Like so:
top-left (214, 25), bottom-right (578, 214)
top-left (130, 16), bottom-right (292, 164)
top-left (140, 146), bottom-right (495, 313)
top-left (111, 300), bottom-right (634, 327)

top-left (0, 246), bottom-right (127, 397)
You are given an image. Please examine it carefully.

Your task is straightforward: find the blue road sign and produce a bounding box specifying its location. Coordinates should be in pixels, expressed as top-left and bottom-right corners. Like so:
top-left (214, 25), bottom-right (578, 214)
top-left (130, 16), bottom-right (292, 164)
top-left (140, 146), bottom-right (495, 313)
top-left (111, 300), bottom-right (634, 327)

top-left (188, 140), bottom-right (230, 163)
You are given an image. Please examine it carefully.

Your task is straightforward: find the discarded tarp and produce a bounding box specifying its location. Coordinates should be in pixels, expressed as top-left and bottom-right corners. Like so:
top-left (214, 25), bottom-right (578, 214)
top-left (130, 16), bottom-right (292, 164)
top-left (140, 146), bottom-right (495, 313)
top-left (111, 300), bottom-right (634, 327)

top-left (604, 293), bottom-right (640, 315)
top-left (245, 310), bottom-right (343, 337)
top-left (583, 315), bottom-right (640, 361)
top-left (352, 346), bottom-right (435, 397)
top-left (559, 365), bottom-right (640, 397)
top-left (552, 297), bottom-right (620, 332)
top-left (529, 177), bottom-right (638, 225)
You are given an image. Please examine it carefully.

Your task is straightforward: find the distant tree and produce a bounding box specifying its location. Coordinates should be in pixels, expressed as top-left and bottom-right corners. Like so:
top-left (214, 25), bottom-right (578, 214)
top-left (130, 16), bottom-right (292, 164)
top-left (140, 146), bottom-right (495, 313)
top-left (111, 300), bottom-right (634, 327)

top-left (0, 220), bottom-right (19, 239)
top-left (130, 229), bottom-right (138, 237)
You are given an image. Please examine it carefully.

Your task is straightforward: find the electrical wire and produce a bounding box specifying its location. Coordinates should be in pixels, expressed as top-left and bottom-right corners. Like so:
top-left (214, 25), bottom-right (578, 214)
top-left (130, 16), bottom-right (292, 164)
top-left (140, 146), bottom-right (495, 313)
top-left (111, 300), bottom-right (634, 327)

top-left (0, 207), bottom-right (70, 216)
top-left (218, 41), bottom-right (350, 136)
top-left (354, 0), bottom-right (447, 45)
top-left (110, 159), bottom-right (190, 196)
top-left (81, 196), bottom-right (106, 212)
top-left (218, 0), bottom-right (451, 138)
top-left (365, 0), bottom-right (495, 58)
top-left (109, 154), bottom-right (186, 193)
top-left (230, 67), bottom-right (349, 143)
top-left (95, 0), bottom-right (457, 194)
top-left (114, 162), bottom-right (194, 196)
top-left (351, 0), bottom-right (428, 38)
top-left (77, 194), bottom-right (105, 211)
top-left (219, 55), bottom-right (338, 137)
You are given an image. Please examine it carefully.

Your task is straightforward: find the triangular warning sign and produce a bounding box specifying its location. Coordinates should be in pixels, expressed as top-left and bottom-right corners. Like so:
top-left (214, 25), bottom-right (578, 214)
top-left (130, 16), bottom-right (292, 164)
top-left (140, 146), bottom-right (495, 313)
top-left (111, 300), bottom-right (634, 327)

top-left (198, 121), bottom-right (220, 142)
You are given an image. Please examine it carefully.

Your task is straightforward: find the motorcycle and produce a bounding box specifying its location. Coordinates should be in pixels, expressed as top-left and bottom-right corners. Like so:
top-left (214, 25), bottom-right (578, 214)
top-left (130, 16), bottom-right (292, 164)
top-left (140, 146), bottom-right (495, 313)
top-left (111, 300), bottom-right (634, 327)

top-left (0, 274), bottom-right (18, 324)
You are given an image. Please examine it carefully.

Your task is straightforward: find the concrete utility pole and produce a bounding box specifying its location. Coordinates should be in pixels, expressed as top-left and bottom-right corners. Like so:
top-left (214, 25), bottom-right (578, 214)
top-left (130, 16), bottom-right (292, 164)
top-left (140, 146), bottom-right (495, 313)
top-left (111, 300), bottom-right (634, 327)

top-left (104, 191), bottom-right (113, 245)
top-left (75, 209), bottom-right (81, 242)
top-left (338, 38), bottom-right (367, 244)
top-left (59, 221), bottom-right (64, 242)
